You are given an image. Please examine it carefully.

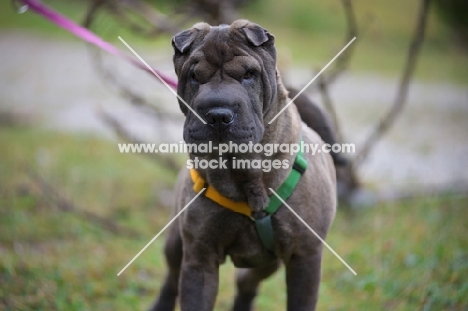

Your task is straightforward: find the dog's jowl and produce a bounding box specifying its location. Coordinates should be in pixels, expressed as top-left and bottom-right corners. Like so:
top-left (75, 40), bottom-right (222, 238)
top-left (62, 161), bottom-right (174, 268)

top-left (150, 20), bottom-right (337, 311)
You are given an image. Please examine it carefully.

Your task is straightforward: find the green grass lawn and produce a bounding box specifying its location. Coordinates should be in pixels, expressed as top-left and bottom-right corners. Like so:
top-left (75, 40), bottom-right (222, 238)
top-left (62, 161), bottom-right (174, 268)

top-left (1, 127), bottom-right (467, 310)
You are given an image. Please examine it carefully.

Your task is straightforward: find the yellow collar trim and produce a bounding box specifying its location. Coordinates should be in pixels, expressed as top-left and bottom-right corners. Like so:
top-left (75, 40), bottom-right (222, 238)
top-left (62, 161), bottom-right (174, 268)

top-left (190, 168), bottom-right (253, 218)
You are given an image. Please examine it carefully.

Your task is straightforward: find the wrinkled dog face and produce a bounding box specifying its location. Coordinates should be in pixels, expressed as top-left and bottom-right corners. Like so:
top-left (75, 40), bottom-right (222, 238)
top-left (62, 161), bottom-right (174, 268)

top-left (172, 20), bottom-right (278, 147)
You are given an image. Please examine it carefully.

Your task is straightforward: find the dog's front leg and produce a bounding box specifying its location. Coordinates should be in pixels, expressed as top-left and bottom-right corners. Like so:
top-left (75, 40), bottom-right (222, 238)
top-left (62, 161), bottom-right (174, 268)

top-left (285, 251), bottom-right (322, 311)
top-left (179, 249), bottom-right (219, 311)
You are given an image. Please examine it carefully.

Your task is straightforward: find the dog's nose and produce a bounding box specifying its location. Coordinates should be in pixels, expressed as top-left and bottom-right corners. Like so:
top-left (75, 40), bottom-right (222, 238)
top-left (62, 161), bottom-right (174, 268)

top-left (205, 108), bottom-right (234, 126)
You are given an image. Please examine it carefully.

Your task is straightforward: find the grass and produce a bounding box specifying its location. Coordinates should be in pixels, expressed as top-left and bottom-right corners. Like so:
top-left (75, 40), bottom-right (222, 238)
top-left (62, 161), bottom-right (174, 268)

top-left (1, 0), bottom-right (468, 83)
top-left (0, 126), bottom-right (177, 310)
top-left (1, 126), bottom-right (467, 310)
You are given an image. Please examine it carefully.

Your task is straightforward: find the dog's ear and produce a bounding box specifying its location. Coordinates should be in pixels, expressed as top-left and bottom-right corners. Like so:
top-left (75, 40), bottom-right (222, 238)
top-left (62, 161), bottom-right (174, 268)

top-left (172, 29), bottom-right (197, 54)
top-left (241, 23), bottom-right (274, 47)
top-left (172, 23), bottom-right (210, 54)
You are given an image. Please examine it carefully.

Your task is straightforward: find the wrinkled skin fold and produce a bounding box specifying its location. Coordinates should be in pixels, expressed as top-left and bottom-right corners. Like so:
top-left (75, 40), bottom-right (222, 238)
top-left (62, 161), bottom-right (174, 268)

top-left (150, 20), bottom-right (337, 311)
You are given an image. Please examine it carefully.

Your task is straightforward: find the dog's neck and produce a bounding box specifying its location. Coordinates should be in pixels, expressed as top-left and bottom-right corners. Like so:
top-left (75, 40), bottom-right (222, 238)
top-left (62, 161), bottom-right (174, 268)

top-left (191, 76), bottom-right (302, 213)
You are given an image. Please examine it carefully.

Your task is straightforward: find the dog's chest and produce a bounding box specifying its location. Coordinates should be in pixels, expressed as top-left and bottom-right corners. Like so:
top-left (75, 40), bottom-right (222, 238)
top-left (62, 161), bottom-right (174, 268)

top-left (205, 168), bottom-right (254, 201)
top-left (227, 226), bottom-right (277, 268)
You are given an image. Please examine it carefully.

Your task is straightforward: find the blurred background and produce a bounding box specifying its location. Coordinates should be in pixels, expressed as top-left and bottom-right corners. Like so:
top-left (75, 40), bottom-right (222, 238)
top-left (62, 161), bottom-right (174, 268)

top-left (1, 0), bottom-right (467, 310)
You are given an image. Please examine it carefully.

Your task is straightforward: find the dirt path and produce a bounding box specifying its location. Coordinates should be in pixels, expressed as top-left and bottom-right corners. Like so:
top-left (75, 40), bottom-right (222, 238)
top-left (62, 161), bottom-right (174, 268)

top-left (1, 32), bottom-right (467, 195)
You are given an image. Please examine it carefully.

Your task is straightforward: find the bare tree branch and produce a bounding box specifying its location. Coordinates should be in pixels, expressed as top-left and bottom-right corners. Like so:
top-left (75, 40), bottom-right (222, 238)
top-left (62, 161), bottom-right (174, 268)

top-left (83, 0), bottom-right (185, 127)
top-left (116, 0), bottom-right (183, 35)
top-left (82, 0), bottom-right (106, 29)
top-left (304, 0), bottom-right (357, 142)
top-left (83, 0), bottom-right (185, 36)
top-left (98, 109), bottom-right (181, 173)
top-left (27, 167), bottom-right (140, 238)
top-left (353, 0), bottom-right (431, 167)
top-left (317, 74), bottom-right (343, 143)
top-left (303, 0), bottom-right (358, 94)
top-left (324, 0), bottom-right (358, 84)
top-left (88, 45), bottom-right (183, 123)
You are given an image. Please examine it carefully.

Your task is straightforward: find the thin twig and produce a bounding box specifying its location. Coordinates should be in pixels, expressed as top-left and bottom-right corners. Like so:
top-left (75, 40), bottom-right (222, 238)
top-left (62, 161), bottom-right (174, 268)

top-left (98, 109), bottom-right (182, 173)
top-left (318, 74), bottom-right (343, 143)
top-left (82, 1), bottom-right (184, 123)
top-left (82, 0), bottom-right (106, 29)
top-left (305, 0), bottom-right (357, 142)
top-left (88, 45), bottom-right (183, 122)
top-left (353, 0), bottom-right (431, 167)
top-left (83, 0), bottom-right (183, 35)
top-left (324, 0), bottom-right (358, 84)
top-left (116, 0), bottom-right (183, 35)
top-left (27, 167), bottom-right (140, 238)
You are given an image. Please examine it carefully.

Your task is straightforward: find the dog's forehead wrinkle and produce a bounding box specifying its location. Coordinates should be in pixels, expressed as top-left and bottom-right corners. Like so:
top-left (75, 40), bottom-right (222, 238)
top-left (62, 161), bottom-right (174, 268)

top-left (199, 28), bottom-right (237, 66)
top-left (223, 56), bottom-right (261, 76)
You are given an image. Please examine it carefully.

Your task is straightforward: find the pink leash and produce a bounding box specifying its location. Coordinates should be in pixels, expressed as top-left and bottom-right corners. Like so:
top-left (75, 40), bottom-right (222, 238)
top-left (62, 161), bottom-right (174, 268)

top-left (16, 0), bottom-right (178, 89)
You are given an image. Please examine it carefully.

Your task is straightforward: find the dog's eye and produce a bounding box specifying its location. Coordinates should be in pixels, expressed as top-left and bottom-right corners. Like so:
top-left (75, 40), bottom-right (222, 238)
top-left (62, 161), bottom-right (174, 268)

top-left (243, 71), bottom-right (253, 80)
top-left (190, 71), bottom-right (198, 83)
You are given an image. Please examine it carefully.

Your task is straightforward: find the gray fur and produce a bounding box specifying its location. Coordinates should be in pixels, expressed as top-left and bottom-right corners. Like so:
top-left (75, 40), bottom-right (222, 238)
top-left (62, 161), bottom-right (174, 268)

top-left (151, 20), bottom-right (336, 311)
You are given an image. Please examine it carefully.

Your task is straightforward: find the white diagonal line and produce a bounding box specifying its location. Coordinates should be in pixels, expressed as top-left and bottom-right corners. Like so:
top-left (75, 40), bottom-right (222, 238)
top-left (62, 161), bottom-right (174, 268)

top-left (268, 37), bottom-right (356, 124)
top-left (117, 188), bottom-right (206, 276)
top-left (118, 36), bottom-right (207, 124)
top-left (269, 188), bottom-right (357, 275)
